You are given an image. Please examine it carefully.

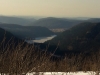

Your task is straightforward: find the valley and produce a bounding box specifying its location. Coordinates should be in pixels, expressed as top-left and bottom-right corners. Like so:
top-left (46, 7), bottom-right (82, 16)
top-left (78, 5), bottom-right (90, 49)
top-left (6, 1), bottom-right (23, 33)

top-left (0, 16), bottom-right (100, 74)
top-left (1, 0), bottom-right (100, 74)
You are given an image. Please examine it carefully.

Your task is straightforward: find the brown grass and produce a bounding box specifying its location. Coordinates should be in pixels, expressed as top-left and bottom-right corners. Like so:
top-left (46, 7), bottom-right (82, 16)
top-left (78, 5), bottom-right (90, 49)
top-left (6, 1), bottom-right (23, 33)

top-left (0, 38), bottom-right (100, 75)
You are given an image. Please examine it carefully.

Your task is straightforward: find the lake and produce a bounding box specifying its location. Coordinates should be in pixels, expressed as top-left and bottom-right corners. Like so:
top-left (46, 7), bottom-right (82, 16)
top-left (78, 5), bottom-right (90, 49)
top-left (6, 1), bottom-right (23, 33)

top-left (26, 35), bottom-right (56, 44)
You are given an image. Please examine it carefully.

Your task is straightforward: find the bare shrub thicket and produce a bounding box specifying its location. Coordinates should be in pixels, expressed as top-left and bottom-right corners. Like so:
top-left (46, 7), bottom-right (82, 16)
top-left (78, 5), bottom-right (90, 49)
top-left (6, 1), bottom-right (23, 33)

top-left (0, 39), bottom-right (100, 75)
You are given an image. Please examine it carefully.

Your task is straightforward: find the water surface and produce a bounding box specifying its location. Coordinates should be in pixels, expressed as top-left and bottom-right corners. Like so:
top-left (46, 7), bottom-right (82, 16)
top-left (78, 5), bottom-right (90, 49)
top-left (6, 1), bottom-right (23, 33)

top-left (26, 35), bottom-right (56, 43)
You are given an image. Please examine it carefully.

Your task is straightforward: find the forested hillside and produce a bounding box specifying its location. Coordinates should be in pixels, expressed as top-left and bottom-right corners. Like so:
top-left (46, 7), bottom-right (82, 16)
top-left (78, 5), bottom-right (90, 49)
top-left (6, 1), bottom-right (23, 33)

top-left (0, 24), bottom-right (55, 39)
top-left (45, 22), bottom-right (100, 52)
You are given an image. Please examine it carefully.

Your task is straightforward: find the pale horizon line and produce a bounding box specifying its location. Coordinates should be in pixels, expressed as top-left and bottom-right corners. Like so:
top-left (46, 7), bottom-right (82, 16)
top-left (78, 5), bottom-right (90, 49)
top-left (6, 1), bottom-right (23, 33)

top-left (0, 14), bottom-right (100, 19)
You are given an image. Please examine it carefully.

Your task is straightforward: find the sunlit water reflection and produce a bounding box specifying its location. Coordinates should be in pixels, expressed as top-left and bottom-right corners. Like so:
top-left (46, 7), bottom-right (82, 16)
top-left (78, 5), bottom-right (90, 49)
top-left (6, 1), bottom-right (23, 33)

top-left (26, 35), bottom-right (56, 43)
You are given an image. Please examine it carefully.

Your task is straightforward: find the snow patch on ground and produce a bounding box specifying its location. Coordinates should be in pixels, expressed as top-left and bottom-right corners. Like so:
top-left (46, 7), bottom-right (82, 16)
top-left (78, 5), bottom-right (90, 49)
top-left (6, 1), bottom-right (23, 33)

top-left (27, 71), bottom-right (96, 75)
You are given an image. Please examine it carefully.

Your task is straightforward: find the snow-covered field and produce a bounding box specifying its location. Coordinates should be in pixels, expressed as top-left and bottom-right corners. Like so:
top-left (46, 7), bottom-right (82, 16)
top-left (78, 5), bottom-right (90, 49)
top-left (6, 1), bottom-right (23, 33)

top-left (0, 72), bottom-right (97, 75)
top-left (27, 72), bottom-right (97, 75)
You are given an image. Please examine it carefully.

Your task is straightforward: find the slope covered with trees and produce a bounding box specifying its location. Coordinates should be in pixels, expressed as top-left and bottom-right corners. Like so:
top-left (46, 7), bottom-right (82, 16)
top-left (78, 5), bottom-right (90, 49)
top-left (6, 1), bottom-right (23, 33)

top-left (0, 27), bottom-right (22, 48)
top-left (0, 24), bottom-right (55, 39)
top-left (45, 22), bottom-right (100, 52)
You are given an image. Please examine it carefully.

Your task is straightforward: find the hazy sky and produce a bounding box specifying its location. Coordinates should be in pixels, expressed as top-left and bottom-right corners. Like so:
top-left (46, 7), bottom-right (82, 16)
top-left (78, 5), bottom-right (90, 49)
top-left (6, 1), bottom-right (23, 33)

top-left (0, 0), bottom-right (100, 17)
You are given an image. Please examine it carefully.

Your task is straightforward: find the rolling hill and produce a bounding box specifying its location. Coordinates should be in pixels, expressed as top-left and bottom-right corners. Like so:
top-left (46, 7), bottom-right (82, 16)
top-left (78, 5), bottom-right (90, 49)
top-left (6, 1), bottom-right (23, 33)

top-left (45, 22), bottom-right (100, 52)
top-left (30, 17), bottom-right (83, 29)
top-left (0, 24), bottom-right (55, 39)
top-left (0, 16), bottom-right (35, 25)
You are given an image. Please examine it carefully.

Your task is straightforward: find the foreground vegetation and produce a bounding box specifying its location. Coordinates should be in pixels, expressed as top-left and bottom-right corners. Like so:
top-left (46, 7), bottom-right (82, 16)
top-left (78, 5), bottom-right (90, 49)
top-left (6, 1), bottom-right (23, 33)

top-left (0, 40), bottom-right (100, 75)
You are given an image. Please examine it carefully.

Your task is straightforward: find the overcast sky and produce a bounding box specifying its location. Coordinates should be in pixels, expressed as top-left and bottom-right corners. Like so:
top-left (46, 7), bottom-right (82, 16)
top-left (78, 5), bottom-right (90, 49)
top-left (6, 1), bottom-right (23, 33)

top-left (0, 0), bottom-right (100, 18)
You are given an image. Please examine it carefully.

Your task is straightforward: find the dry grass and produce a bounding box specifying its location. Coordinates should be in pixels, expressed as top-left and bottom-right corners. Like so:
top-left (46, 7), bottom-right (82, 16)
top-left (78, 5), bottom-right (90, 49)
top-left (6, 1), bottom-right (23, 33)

top-left (0, 38), bottom-right (100, 75)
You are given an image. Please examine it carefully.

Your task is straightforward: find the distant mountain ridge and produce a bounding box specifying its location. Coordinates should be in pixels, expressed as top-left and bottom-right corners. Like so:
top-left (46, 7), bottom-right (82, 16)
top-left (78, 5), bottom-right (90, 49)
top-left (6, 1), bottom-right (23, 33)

top-left (0, 16), bottom-right (36, 25)
top-left (87, 18), bottom-right (100, 23)
top-left (1, 16), bottom-right (100, 30)
top-left (30, 17), bottom-right (83, 29)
